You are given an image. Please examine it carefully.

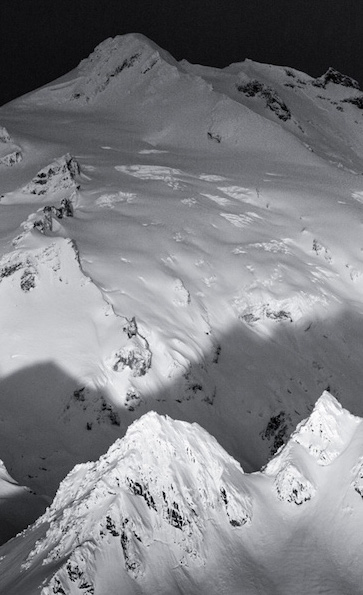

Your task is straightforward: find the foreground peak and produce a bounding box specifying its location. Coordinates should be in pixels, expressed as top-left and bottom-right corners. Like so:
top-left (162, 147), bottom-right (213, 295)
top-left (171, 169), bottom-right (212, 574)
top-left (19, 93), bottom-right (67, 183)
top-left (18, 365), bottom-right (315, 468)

top-left (264, 390), bottom-right (362, 482)
top-left (3, 397), bottom-right (363, 593)
top-left (48, 409), bottom-right (247, 519)
top-left (16, 411), bottom-right (250, 593)
top-left (292, 391), bottom-right (361, 464)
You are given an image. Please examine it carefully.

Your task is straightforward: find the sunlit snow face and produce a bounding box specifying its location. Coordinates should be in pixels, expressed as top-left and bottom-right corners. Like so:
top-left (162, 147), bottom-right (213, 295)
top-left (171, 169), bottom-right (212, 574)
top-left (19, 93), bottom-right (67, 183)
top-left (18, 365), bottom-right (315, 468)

top-left (2, 32), bottom-right (363, 595)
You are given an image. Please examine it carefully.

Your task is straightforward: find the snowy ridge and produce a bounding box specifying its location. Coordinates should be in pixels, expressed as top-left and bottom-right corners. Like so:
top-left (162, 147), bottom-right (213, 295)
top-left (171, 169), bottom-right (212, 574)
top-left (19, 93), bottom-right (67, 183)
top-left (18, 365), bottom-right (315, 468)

top-left (292, 391), bottom-right (361, 464)
top-left (10, 34), bottom-right (363, 170)
top-left (21, 412), bottom-right (251, 594)
top-left (264, 393), bottom-right (362, 505)
top-left (183, 57), bottom-right (363, 170)
top-left (2, 395), bottom-right (363, 593)
top-left (265, 391), bottom-right (362, 468)
top-left (1, 153), bottom-right (80, 204)
top-left (71, 33), bottom-right (180, 103)
top-left (25, 34), bottom-right (182, 107)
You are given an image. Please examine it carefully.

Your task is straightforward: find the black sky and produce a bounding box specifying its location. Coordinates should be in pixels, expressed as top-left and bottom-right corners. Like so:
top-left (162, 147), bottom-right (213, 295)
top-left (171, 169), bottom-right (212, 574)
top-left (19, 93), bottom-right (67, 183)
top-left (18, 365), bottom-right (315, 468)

top-left (1, 0), bottom-right (362, 106)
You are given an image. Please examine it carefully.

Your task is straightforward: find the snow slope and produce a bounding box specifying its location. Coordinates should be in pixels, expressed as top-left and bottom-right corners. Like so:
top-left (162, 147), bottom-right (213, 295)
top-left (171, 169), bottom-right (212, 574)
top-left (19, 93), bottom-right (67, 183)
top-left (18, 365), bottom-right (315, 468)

top-left (0, 459), bottom-right (47, 545)
top-left (1, 392), bottom-right (363, 594)
top-left (1, 33), bottom-right (363, 589)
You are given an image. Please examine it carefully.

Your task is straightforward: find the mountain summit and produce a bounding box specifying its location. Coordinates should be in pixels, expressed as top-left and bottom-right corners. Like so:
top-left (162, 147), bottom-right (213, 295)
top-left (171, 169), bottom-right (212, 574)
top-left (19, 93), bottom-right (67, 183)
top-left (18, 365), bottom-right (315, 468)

top-left (14, 33), bottom-right (363, 169)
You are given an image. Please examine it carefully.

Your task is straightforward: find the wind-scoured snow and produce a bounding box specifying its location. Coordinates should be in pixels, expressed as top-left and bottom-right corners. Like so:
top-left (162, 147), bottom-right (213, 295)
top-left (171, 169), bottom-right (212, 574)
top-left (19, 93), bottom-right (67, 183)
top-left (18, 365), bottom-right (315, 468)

top-left (1, 32), bottom-right (363, 592)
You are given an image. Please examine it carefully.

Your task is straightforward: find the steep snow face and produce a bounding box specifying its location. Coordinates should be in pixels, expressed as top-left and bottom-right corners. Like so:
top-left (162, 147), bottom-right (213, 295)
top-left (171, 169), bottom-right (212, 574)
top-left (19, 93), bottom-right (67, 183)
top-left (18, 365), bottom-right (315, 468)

top-left (1, 153), bottom-right (80, 204)
top-left (71, 34), bottom-right (181, 104)
top-left (3, 395), bottom-right (363, 594)
top-left (0, 234), bottom-right (126, 379)
top-left (19, 33), bottom-right (182, 108)
top-left (264, 392), bottom-right (362, 505)
top-left (0, 412), bottom-right (252, 595)
top-left (266, 391), bottom-right (361, 470)
top-left (291, 390), bottom-right (361, 464)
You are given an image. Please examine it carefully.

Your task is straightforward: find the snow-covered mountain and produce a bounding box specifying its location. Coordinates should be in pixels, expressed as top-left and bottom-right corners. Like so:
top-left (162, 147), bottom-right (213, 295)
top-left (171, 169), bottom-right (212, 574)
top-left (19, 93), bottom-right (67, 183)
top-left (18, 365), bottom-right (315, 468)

top-left (2, 392), bottom-right (363, 594)
top-left (1, 32), bottom-right (363, 592)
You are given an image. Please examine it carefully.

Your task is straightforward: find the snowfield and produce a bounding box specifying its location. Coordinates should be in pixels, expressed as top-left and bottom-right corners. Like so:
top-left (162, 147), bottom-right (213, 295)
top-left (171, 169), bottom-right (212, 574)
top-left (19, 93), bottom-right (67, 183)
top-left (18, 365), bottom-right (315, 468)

top-left (1, 32), bottom-right (363, 593)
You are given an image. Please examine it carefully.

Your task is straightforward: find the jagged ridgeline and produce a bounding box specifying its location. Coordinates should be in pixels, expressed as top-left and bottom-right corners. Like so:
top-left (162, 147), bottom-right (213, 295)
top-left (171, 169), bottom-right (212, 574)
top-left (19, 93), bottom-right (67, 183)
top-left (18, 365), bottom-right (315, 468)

top-left (1, 394), bottom-right (363, 594)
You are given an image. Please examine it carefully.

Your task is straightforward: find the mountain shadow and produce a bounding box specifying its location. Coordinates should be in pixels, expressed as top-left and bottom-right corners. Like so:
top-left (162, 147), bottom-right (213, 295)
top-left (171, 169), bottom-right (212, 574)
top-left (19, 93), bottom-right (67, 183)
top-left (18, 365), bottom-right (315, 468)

top-left (2, 302), bottom-right (363, 543)
top-left (0, 361), bottom-right (135, 543)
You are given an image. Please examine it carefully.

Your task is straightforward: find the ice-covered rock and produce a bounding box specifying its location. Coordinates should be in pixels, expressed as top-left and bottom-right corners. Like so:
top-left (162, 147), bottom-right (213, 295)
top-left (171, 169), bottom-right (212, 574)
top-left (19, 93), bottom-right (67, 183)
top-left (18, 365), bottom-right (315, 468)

top-left (342, 94), bottom-right (363, 110)
top-left (352, 458), bottom-right (363, 497)
top-left (237, 292), bottom-right (327, 327)
top-left (173, 277), bottom-right (191, 306)
top-left (0, 249), bottom-right (37, 291)
top-left (260, 411), bottom-right (292, 455)
top-left (312, 67), bottom-right (360, 90)
top-left (113, 339), bottom-right (152, 376)
top-left (274, 462), bottom-right (316, 504)
top-left (236, 79), bottom-right (292, 121)
top-left (0, 125), bottom-right (22, 166)
top-left (0, 149), bottom-right (22, 166)
top-left (0, 126), bottom-right (11, 143)
top-left (113, 316), bottom-right (152, 376)
top-left (21, 153), bottom-right (80, 197)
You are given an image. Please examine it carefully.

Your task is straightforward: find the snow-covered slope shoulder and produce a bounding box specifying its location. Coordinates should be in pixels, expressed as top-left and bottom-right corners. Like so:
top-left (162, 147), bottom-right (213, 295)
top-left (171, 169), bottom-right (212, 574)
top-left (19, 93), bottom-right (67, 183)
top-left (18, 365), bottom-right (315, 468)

top-left (2, 394), bottom-right (363, 595)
